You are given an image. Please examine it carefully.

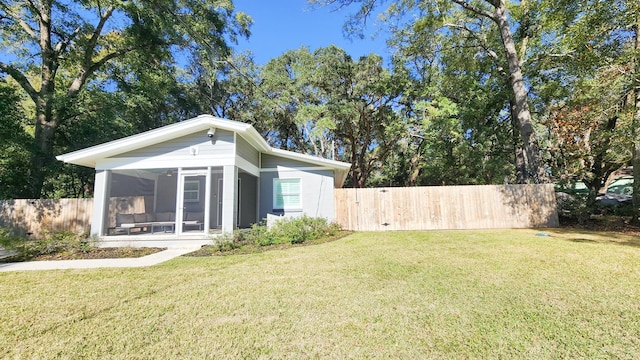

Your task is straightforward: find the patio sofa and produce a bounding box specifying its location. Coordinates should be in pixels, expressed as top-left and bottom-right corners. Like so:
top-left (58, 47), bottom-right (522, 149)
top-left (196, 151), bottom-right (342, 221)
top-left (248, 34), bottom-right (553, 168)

top-left (113, 212), bottom-right (174, 235)
top-left (113, 212), bottom-right (203, 234)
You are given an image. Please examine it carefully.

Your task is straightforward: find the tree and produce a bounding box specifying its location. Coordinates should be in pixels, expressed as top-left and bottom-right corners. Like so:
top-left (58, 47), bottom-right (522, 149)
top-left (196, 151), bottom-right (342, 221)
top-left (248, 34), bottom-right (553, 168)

top-left (316, 48), bottom-right (405, 187)
top-left (0, 81), bottom-right (31, 198)
top-left (0, 0), bottom-right (251, 198)
top-left (188, 53), bottom-right (262, 122)
top-left (257, 48), bottom-right (313, 151)
top-left (542, 68), bottom-right (632, 207)
top-left (311, 0), bottom-right (548, 183)
top-left (629, 5), bottom-right (640, 220)
top-left (387, 15), bottom-right (519, 186)
top-left (259, 46), bottom-right (405, 187)
top-left (530, 0), bottom-right (639, 213)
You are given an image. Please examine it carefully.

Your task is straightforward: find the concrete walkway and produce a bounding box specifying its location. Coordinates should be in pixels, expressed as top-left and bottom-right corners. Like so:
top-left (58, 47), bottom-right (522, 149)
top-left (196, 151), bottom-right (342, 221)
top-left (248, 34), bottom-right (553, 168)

top-left (0, 246), bottom-right (200, 272)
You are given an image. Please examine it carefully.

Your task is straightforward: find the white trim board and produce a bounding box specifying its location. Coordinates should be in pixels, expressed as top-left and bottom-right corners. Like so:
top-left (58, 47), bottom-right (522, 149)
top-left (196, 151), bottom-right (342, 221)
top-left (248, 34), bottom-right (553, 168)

top-left (260, 166), bottom-right (333, 173)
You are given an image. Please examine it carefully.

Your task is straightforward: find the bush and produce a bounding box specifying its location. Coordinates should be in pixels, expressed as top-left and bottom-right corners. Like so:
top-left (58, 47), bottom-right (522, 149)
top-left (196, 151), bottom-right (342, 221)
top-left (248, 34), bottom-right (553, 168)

top-left (250, 215), bottom-right (341, 246)
top-left (556, 192), bottom-right (591, 224)
top-left (0, 230), bottom-right (94, 261)
top-left (0, 227), bottom-right (20, 249)
top-left (212, 230), bottom-right (248, 252)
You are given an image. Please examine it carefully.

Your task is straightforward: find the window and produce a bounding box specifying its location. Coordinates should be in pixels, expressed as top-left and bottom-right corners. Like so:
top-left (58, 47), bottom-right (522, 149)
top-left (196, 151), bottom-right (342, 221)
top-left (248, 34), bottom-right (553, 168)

top-left (183, 180), bottom-right (200, 202)
top-left (273, 178), bottom-right (301, 210)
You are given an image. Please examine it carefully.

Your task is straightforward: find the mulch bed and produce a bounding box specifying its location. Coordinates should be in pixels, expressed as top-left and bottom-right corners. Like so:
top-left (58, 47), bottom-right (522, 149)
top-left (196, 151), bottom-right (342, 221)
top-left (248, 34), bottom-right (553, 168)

top-left (185, 231), bottom-right (354, 257)
top-left (0, 247), bottom-right (165, 263)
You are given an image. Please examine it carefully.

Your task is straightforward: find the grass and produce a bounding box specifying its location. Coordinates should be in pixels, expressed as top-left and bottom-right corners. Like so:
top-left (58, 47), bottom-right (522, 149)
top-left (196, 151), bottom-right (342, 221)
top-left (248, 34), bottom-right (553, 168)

top-left (1, 229), bottom-right (640, 358)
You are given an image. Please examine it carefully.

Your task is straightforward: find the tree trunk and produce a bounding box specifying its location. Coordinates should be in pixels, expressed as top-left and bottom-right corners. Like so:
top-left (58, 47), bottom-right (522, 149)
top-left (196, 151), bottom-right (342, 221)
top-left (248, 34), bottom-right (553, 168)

top-left (30, 104), bottom-right (58, 198)
top-left (493, 2), bottom-right (547, 183)
top-left (26, 0), bottom-right (59, 198)
top-left (511, 101), bottom-right (527, 183)
top-left (633, 91), bottom-right (640, 222)
top-left (632, 15), bottom-right (640, 223)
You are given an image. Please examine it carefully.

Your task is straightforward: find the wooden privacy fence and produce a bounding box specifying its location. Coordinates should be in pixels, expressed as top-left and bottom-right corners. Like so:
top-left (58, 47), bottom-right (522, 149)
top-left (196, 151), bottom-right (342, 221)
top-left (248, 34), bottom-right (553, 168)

top-left (334, 184), bottom-right (559, 231)
top-left (0, 197), bottom-right (151, 238)
top-left (0, 198), bottom-right (93, 238)
top-left (1, 185), bottom-right (559, 237)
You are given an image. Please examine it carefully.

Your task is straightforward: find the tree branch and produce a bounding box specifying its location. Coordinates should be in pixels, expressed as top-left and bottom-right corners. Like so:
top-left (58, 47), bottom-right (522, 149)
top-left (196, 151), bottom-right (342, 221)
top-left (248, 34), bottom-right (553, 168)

top-left (66, 6), bottom-right (117, 97)
top-left (80, 6), bottom-right (115, 68)
top-left (90, 6), bottom-right (115, 50)
top-left (0, 3), bottom-right (38, 40)
top-left (442, 23), bottom-right (499, 60)
top-left (0, 62), bottom-right (38, 102)
top-left (449, 0), bottom-right (496, 21)
top-left (54, 26), bottom-right (82, 54)
top-left (67, 45), bottom-right (144, 97)
top-left (24, 0), bottom-right (46, 27)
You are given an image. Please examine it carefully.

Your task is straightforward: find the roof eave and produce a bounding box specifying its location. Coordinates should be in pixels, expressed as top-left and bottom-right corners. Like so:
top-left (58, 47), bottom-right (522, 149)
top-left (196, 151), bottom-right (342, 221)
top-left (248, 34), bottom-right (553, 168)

top-left (268, 148), bottom-right (351, 188)
top-left (56, 115), bottom-right (271, 167)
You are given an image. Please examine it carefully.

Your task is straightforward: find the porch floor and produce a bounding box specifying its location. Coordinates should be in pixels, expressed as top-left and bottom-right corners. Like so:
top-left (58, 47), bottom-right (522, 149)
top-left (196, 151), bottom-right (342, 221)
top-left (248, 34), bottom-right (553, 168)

top-left (98, 231), bottom-right (223, 248)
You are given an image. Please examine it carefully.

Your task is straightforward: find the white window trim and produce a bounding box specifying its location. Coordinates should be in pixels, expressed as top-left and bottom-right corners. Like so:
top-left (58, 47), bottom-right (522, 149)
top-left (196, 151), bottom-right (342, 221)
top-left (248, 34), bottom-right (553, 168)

top-left (273, 178), bottom-right (302, 211)
top-left (184, 180), bottom-right (200, 203)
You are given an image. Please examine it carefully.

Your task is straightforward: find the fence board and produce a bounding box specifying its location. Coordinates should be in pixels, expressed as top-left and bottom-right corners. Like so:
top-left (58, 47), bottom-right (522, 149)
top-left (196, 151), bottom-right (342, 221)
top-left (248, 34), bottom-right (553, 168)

top-left (0, 198), bottom-right (94, 238)
top-left (106, 196), bottom-right (150, 228)
top-left (334, 184), bottom-right (559, 231)
top-left (0, 197), bottom-right (156, 238)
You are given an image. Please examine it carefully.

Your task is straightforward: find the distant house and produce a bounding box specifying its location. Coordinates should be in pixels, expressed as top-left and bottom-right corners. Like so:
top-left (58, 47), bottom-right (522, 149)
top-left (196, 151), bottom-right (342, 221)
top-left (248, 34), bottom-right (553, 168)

top-left (57, 115), bottom-right (350, 246)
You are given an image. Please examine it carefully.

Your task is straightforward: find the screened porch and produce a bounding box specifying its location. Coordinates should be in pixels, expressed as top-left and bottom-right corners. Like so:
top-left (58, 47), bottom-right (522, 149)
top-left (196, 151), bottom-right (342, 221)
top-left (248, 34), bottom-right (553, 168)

top-left (102, 167), bottom-right (258, 237)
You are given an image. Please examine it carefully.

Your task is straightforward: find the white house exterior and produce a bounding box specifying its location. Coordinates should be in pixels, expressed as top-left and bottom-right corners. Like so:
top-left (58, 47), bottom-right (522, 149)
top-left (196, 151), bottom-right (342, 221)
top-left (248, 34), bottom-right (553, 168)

top-left (56, 115), bottom-right (350, 246)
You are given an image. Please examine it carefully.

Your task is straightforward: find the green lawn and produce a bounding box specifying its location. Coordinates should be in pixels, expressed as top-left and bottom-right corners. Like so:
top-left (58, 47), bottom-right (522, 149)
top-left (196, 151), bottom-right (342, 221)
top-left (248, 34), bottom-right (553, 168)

top-left (2, 229), bottom-right (639, 359)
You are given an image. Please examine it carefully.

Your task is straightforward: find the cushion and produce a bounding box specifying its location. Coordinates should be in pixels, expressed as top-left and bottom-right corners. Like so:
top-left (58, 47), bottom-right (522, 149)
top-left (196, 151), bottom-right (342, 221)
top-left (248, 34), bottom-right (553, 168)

top-left (186, 211), bottom-right (204, 222)
top-left (134, 213), bottom-right (147, 223)
top-left (146, 213), bottom-right (156, 222)
top-left (116, 213), bottom-right (134, 226)
top-left (155, 212), bottom-right (173, 222)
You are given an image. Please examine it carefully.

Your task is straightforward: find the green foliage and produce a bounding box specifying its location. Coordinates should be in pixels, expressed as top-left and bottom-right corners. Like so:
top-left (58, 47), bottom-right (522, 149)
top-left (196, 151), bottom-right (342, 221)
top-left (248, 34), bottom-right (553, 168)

top-left (211, 230), bottom-right (249, 252)
top-left (0, 81), bottom-right (31, 199)
top-left (259, 215), bottom-right (341, 246)
top-left (0, 231), bottom-right (94, 261)
top-left (211, 216), bottom-right (341, 251)
top-left (0, 227), bottom-right (20, 249)
top-left (258, 46), bottom-right (406, 187)
top-left (555, 192), bottom-right (591, 224)
top-left (0, 0), bottom-right (251, 198)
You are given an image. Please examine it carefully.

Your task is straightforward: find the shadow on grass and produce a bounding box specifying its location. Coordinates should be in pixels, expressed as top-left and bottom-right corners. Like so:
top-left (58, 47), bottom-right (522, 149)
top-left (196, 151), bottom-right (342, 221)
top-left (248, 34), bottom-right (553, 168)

top-left (549, 226), bottom-right (640, 248)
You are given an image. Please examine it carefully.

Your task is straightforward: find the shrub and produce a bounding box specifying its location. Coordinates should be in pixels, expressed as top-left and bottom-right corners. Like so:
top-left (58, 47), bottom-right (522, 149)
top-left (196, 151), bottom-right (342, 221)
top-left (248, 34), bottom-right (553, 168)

top-left (250, 215), bottom-right (341, 246)
top-left (248, 222), bottom-right (275, 246)
top-left (0, 227), bottom-right (20, 249)
top-left (212, 230), bottom-right (247, 252)
top-left (0, 230), bottom-right (93, 261)
top-left (556, 192), bottom-right (591, 224)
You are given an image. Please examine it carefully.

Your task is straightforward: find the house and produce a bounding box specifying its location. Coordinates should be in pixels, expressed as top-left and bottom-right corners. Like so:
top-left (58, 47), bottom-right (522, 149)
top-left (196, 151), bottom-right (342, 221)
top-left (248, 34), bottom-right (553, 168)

top-left (57, 115), bottom-right (351, 246)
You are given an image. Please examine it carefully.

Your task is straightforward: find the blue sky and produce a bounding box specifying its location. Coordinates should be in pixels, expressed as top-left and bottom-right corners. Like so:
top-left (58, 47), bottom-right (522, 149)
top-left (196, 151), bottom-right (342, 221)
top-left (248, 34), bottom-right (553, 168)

top-left (232, 0), bottom-right (390, 65)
